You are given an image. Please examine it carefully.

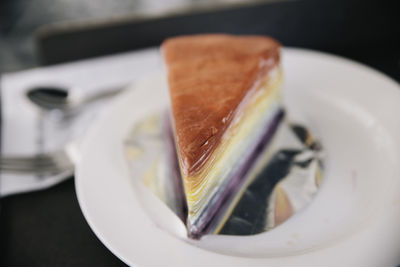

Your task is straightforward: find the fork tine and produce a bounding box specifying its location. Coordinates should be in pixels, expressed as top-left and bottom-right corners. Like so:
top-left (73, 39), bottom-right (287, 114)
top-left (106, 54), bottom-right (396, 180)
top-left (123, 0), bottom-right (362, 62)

top-left (0, 158), bottom-right (72, 169)
top-left (0, 149), bottom-right (73, 174)
top-left (0, 164), bottom-right (72, 174)
top-left (0, 161), bottom-right (73, 173)
top-left (1, 154), bottom-right (59, 163)
top-left (0, 159), bottom-right (63, 169)
top-left (1, 158), bottom-right (60, 167)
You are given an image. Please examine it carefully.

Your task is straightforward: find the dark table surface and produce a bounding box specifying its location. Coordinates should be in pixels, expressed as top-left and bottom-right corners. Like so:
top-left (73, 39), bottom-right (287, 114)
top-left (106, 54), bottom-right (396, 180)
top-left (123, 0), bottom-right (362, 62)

top-left (1, 0), bottom-right (399, 266)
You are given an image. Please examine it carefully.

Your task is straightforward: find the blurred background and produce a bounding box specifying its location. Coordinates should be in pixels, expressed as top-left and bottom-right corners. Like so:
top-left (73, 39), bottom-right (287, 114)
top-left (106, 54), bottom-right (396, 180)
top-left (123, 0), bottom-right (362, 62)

top-left (0, 0), bottom-right (399, 266)
top-left (1, 0), bottom-right (399, 80)
top-left (1, 0), bottom-right (275, 72)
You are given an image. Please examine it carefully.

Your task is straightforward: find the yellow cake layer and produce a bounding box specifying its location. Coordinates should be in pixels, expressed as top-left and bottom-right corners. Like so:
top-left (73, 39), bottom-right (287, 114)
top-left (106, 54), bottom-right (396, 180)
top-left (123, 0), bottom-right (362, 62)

top-left (182, 68), bottom-right (283, 223)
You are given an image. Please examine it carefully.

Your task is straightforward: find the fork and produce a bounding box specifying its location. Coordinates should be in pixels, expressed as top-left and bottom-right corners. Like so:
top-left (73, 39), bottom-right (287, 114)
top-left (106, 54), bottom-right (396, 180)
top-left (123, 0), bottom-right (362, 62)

top-left (0, 149), bottom-right (74, 174)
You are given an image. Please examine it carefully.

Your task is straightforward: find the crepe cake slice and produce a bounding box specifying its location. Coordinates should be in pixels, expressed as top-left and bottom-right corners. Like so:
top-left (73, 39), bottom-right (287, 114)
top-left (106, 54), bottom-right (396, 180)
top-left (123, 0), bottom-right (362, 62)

top-left (162, 34), bottom-right (284, 238)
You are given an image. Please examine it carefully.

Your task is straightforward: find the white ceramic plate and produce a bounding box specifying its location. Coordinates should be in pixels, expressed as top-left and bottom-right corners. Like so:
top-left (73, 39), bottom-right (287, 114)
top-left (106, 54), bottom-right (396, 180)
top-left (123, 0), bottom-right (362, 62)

top-left (75, 48), bottom-right (400, 266)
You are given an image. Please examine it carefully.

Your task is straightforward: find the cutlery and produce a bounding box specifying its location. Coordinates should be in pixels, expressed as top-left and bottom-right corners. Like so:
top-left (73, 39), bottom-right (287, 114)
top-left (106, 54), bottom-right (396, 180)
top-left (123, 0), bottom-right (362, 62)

top-left (0, 149), bottom-right (73, 174)
top-left (26, 85), bottom-right (125, 114)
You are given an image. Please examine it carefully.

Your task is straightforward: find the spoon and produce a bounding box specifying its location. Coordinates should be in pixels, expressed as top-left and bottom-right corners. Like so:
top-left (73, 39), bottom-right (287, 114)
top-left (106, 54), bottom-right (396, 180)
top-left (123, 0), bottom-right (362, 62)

top-left (26, 85), bottom-right (125, 113)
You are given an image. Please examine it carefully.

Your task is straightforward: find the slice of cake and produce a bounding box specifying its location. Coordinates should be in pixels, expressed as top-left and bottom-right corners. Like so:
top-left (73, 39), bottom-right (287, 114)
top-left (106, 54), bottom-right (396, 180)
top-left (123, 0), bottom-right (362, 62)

top-left (162, 34), bottom-right (284, 238)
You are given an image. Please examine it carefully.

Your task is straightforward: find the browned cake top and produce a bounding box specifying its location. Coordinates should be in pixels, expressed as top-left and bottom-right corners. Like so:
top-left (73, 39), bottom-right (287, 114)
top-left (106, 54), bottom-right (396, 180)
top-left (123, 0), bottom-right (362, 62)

top-left (163, 34), bottom-right (280, 177)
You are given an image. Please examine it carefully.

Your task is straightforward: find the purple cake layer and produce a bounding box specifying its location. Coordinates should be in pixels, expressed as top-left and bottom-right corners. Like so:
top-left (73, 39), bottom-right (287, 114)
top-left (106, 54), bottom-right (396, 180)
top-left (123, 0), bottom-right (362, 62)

top-left (163, 114), bottom-right (187, 222)
top-left (164, 109), bottom-right (285, 238)
top-left (188, 109), bottom-right (285, 238)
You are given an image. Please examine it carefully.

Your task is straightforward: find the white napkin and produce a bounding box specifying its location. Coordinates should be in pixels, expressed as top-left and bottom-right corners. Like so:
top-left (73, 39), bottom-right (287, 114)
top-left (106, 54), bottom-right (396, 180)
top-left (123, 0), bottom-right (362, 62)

top-left (0, 47), bottom-right (160, 197)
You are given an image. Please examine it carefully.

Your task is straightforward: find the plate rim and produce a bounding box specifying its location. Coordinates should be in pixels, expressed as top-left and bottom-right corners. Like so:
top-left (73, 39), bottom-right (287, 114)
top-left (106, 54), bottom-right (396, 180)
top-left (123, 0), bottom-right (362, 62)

top-left (75, 47), bottom-right (400, 266)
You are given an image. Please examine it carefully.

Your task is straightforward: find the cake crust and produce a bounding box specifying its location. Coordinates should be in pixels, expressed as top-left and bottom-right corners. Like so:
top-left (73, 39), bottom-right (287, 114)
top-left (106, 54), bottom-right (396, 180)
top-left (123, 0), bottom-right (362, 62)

top-left (163, 34), bottom-right (280, 177)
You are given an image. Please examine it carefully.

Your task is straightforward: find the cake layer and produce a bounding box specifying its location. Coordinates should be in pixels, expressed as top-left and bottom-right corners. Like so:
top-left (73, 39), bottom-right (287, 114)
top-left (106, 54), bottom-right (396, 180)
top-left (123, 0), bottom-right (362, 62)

top-left (163, 34), bottom-right (283, 238)
top-left (184, 70), bottom-right (284, 236)
top-left (186, 68), bottom-right (282, 217)
top-left (163, 34), bottom-right (280, 177)
top-left (189, 109), bottom-right (285, 237)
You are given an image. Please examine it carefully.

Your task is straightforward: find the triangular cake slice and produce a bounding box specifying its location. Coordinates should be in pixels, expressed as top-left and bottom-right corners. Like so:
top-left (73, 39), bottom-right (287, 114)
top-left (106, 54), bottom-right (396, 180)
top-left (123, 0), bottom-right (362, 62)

top-left (162, 34), bottom-right (284, 238)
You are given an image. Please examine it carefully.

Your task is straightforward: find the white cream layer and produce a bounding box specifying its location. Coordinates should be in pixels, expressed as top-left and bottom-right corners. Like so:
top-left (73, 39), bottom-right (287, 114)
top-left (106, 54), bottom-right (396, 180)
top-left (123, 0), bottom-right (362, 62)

top-left (183, 68), bottom-right (284, 227)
